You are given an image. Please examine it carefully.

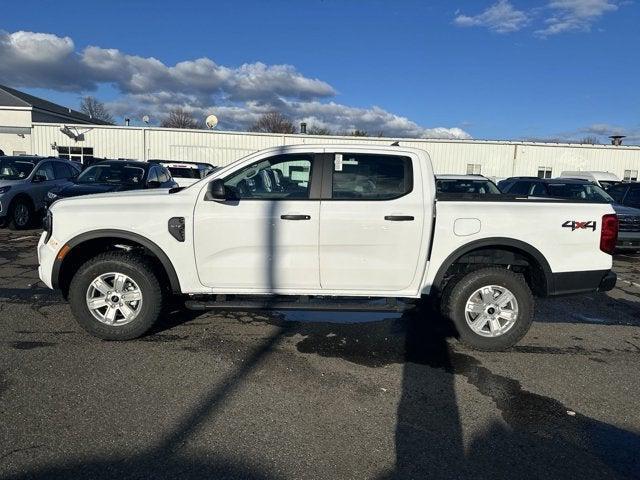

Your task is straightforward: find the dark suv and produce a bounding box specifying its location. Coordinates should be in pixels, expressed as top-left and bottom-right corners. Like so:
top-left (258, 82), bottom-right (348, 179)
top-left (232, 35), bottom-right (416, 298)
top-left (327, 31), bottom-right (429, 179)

top-left (500, 177), bottom-right (640, 251)
top-left (45, 160), bottom-right (178, 207)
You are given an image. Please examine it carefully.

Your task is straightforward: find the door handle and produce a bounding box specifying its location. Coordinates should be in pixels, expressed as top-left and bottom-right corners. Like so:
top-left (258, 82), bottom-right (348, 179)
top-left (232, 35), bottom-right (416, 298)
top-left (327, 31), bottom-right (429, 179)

top-left (280, 214), bottom-right (311, 220)
top-left (384, 215), bottom-right (414, 221)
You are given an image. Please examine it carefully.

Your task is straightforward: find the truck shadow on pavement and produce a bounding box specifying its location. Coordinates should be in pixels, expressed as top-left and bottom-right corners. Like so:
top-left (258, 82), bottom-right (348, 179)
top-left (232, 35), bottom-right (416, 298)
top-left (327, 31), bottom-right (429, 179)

top-left (5, 303), bottom-right (640, 479)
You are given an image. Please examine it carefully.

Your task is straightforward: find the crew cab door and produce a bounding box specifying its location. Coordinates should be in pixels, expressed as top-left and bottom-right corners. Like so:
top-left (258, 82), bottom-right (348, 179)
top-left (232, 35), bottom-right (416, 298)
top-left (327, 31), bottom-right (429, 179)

top-left (193, 152), bottom-right (321, 291)
top-left (319, 151), bottom-right (427, 292)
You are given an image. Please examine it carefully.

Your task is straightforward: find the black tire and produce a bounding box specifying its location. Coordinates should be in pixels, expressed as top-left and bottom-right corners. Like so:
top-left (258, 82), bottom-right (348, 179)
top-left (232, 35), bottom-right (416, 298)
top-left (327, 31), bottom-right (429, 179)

top-left (68, 252), bottom-right (163, 340)
top-left (442, 267), bottom-right (534, 351)
top-left (8, 197), bottom-right (34, 230)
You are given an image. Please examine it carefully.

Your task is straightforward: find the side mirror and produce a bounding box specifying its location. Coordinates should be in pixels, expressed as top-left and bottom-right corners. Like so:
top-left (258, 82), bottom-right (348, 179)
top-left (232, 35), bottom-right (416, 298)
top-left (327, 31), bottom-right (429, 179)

top-left (32, 174), bottom-right (46, 183)
top-left (147, 180), bottom-right (161, 189)
top-left (206, 179), bottom-right (227, 201)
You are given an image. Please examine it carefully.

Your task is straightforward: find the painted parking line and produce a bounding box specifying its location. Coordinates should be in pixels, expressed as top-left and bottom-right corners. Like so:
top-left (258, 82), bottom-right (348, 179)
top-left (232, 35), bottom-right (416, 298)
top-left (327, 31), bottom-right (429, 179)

top-left (8, 235), bottom-right (38, 242)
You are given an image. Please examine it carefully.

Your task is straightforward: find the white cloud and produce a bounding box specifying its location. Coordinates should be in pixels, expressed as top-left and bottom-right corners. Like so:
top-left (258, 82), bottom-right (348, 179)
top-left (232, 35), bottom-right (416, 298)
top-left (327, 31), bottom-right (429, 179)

top-left (453, 0), bottom-right (620, 36)
top-left (454, 0), bottom-right (530, 33)
top-left (0, 29), bottom-right (470, 139)
top-left (536, 0), bottom-right (618, 36)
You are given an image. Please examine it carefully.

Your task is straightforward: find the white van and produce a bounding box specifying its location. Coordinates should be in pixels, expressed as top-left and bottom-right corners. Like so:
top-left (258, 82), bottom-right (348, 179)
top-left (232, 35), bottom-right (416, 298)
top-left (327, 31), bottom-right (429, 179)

top-left (559, 171), bottom-right (621, 190)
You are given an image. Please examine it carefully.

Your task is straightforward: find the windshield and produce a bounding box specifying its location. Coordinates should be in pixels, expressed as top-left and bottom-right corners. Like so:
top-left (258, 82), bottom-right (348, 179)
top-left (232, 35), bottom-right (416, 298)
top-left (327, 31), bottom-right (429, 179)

top-left (0, 158), bottom-right (36, 180)
top-left (76, 164), bottom-right (146, 185)
top-left (167, 167), bottom-right (200, 179)
top-left (436, 179), bottom-right (501, 194)
top-left (547, 183), bottom-right (614, 202)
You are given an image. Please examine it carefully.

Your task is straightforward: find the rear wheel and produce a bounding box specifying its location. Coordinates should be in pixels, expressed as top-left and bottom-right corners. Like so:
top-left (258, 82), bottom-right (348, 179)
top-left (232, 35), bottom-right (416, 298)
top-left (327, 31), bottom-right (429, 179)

top-left (9, 198), bottom-right (33, 230)
top-left (442, 267), bottom-right (534, 351)
top-left (68, 252), bottom-right (163, 340)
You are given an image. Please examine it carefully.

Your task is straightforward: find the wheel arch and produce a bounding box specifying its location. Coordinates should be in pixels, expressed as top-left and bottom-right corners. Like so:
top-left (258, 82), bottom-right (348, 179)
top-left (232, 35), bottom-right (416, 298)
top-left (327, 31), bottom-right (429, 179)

top-left (52, 229), bottom-right (181, 297)
top-left (432, 237), bottom-right (553, 296)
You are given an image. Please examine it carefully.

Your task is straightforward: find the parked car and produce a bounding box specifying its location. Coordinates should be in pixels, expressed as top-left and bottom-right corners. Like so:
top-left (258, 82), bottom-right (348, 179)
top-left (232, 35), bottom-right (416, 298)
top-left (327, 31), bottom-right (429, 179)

top-left (148, 160), bottom-right (217, 187)
top-left (435, 175), bottom-right (501, 196)
top-left (39, 145), bottom-right (617, 351)
top-left (45, 160), bottom-right (178, 208)
top-left (559, 171), bottom-right (621, 190)
top-left (500, 177), bottom-right (640, 250)
top-left (0, 156), bottom-right (80, 229)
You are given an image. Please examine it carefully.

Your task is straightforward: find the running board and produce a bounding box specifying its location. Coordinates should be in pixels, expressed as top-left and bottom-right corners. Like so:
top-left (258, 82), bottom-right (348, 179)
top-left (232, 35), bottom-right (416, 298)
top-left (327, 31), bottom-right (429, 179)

top-left (185, 295), bottom-right (415, 313)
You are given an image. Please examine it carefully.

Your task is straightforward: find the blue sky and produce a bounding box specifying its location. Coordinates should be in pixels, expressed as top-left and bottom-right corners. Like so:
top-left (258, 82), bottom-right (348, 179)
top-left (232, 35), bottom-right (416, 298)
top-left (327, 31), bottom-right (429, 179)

top-left (1, 0), bottom-right (638, 142)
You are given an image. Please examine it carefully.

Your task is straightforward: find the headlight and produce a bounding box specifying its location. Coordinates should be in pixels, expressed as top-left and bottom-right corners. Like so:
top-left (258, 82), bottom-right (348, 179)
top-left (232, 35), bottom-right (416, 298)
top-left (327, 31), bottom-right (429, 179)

top-left (47, 191), bottom-right (58, 200)
top-left (0, 186), bottom-right (11, 195)
top-left (43, 210), bottom-right (53, 243)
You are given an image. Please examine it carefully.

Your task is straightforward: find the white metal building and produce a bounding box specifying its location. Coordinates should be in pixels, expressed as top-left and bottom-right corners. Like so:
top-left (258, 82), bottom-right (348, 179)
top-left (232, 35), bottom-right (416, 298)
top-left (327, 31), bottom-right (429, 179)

top-left (24, 123), bottom-right (640, 181)
top-left (1, 85), bottom-right (639, 181)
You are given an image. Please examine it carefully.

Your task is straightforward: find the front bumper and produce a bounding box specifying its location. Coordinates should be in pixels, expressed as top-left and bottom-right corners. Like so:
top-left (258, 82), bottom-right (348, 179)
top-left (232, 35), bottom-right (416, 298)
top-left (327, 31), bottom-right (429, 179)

top-left (616, 231), bottom-right (640, 250)
top-left (37, 231), bottom-right (56, 289)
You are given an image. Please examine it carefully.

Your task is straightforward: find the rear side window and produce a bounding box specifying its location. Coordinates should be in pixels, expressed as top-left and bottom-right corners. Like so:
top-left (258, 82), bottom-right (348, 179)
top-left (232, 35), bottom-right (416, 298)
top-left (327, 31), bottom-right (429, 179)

top-left (332, 154), bottom-right (412, 200)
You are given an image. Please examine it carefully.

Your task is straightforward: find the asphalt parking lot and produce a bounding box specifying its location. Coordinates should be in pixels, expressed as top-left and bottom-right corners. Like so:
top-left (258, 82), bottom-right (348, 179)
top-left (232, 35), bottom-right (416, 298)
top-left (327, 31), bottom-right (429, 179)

top-left (1, 228), bottom-right (639, 480)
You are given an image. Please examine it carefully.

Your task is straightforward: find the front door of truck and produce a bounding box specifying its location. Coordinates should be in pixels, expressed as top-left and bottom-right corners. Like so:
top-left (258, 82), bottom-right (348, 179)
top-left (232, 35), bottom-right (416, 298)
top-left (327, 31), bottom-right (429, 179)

top-left (319, 152), bottom-right (426, 292)
top-left (193, 153), bottom-right (321, 291)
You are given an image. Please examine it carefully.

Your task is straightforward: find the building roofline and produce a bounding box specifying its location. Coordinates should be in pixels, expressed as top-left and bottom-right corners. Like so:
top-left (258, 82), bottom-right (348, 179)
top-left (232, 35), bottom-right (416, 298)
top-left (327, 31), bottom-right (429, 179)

top-left (31, 122), bottom-right (640, 151)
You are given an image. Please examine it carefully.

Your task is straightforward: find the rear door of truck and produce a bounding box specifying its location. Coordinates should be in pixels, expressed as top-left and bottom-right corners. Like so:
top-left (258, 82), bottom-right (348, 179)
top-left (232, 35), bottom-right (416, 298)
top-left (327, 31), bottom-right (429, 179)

top-left (318, 149), bottom-right (429, 292)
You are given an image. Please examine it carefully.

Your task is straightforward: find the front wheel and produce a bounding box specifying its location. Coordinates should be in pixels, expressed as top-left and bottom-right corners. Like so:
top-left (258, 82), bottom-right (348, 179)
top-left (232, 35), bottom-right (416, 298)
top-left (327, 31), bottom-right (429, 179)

top-left (9, 198), bottom-right (33, 230)
top-left (68, 252), bottom-right (163, 340)
top-left (442, 267), bottom-right (534, 351)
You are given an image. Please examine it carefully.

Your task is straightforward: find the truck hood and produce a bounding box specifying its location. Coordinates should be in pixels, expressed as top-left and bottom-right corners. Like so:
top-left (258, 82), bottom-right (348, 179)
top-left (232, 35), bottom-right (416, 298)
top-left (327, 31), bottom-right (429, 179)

top-left (0, 179), bottom-right (23, 188)
top-left (51, 182), bottom-right (136, 199)
top-left (54, 187), bottom-right (173, 205)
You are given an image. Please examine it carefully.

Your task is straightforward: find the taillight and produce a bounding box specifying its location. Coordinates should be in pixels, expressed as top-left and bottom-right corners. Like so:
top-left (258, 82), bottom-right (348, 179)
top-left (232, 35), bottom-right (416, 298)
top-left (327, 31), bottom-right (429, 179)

top-left (600, 214), bottom-right (618, 254)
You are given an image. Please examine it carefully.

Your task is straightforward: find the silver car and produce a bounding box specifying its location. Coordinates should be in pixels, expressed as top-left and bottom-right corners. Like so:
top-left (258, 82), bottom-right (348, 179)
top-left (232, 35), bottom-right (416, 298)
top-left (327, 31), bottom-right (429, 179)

top-left (0, 156), bottom-right (81, 229)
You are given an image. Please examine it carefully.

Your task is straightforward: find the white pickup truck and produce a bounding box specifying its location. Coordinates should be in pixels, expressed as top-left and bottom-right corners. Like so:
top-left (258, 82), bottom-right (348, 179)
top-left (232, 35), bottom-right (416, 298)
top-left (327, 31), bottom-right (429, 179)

top-left (37, 144), bottom-right (619, 350)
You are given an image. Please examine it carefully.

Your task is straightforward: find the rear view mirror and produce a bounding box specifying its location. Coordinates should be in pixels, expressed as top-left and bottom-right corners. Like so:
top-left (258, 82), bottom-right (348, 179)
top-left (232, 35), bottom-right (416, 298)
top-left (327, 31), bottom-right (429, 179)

top-left (206, 179), bottom-right (227, 201)
top-left (32, 174), bottom-right (46, 183)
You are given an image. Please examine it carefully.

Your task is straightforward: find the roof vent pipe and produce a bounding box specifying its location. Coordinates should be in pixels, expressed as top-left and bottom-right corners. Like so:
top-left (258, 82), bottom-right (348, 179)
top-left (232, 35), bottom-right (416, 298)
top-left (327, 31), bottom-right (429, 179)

top-left (609, 135), bottom-right (625, 146)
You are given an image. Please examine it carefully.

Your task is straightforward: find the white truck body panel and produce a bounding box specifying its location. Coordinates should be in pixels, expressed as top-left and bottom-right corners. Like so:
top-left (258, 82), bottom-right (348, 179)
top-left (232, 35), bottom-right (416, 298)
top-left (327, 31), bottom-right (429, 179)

top-left (39, 144), bottom-right (615, 299)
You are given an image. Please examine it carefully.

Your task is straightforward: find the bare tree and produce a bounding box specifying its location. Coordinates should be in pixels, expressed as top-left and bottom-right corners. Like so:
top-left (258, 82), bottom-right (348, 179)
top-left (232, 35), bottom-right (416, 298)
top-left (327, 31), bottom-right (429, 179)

top-left (80, 96), bottom-right (114, 124)
top-left (307, 125), bottom-right (333, 136)
top-left (160, 108), bottom-right (201, 129)
top-left (350, 129), bottom-right (369, 137)
top-left (249, 112), bottom-right (297, 134)
top-left (579, 136), bottom-right (600, 145)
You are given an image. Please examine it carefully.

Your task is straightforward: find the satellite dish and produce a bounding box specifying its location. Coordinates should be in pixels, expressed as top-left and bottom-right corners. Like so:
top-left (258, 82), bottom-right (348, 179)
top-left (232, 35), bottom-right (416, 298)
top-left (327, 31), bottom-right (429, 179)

top-left (142, 115), bottom-right (150, 124)
top-left (205, 114), bottom-right (218, 129)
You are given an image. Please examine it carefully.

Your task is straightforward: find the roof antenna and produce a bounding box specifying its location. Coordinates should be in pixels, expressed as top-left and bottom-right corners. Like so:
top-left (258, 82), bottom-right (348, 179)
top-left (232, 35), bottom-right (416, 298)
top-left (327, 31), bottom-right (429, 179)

top-left (390, 141), bottom-right (400, 146)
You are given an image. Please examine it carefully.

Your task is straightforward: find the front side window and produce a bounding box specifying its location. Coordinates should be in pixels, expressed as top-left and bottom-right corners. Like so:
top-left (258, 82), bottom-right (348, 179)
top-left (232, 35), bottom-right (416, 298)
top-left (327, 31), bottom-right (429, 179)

top-left (223, 154), bottom-right (313, 200)
top-left (53, 162), bottom-right (74, 179)
top-left (35, 162), bottom-right (55, 181)
top-left (624, 187), bottom-right (640, 207)
top-left (507, 181), bottom-right (532, 195)
top-left (332, 154), bottom-right (412, 200)
top-left (607, 185), bottom-right (628, 203)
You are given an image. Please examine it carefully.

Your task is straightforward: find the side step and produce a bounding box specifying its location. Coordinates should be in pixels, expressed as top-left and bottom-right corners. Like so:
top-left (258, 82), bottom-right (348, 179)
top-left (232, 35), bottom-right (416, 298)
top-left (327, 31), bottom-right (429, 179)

top-left (185, 295), bottom-right (415, 313)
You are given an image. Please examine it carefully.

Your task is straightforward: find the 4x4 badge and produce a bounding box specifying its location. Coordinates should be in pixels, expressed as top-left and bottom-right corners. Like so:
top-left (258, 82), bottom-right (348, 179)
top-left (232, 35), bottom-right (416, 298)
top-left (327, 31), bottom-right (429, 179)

top-left (562, 220), bottom-right (596, 231)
